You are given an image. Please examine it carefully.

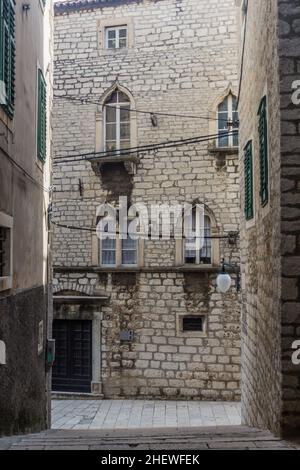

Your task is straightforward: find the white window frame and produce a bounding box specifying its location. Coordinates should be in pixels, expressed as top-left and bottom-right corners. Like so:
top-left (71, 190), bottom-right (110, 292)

top-left (0, 212), bottom-right (13, 292)
top-left (105, 26), bottom-right (128, 50)
top-left (104, 93), bottom-right (131, 153)
top-left (184, 214), bottom-right (212, 266)
top-left (99, 222), bottom-right (138, 268)
top-left (218, 94), bottom-right (239, 149)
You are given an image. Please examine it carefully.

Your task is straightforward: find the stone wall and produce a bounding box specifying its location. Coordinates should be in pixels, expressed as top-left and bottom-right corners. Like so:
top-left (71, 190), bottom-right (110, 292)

top-left (238, 0), bottom-right (300, 436)
top-left (278, 0), bottom-right (300, 436)
top-left (53, 0), bottom-right (241, 400)
top-left (238, 0), bottom-right (282, 435)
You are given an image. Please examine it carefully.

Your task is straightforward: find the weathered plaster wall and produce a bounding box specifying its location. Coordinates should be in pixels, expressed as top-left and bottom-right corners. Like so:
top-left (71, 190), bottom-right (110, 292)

top-left (0, 0), bottom-right (53, 436)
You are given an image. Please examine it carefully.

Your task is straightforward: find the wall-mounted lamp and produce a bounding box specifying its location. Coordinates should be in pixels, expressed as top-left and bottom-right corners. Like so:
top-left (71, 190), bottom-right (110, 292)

top-left (217, 258), bottom-right (240, 293)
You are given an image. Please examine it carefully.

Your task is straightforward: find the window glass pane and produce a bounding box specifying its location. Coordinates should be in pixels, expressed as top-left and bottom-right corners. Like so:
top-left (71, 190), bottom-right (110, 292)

top-left (102, 238), bottom-right (116, 250)
top-left (122, 238), bottom-right (137, 265)
top-left (200, 216), bottom-right (211, 263)
top-left (106, 123), bottom-right (116, 141)
top-left (108, 39), bottom-right (116, 49)
top-left (107, 29), bottom-right (116, 39)
top-left (120, 108), bottom-right (130, 122)
top-left (218, 112), bottom-right (228, 130)
top-left (102, 251), bottom-right (116, 265)
top-left (102, 238), bottom-right (116, 265)
top-left (218, 132), bottom-right (229, 148)
top-left (119, 38), bottom-right (127, 49)
top-left (106, 91), bottom-right (118, 104)
top-left (120, 123), bottom-right (130, 140)
top-left (218, 97), bottom-right (228, 112)
top-left (117, 91), bottom-right (130, 103)
top-left (119, 28), bottom-right (127, 39)
top-left (106, 106), bottom-right (116, 122)
top-left (185, 215), bottom-right (211, 264)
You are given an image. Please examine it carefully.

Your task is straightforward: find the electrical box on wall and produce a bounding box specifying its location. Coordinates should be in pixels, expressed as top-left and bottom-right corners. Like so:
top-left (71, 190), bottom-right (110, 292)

top-left (120, 330), bottom-right (134, 342)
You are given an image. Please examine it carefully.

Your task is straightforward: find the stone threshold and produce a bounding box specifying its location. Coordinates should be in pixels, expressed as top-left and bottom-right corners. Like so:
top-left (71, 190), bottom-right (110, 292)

top-left (52, 392), bottom-right (103, 400)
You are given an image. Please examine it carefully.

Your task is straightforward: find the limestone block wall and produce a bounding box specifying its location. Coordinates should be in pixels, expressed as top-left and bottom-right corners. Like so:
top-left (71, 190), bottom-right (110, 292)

top-left (278, 0), bottom-right (300, 436)
top-left (52, 0), bottom-right (241, 400)
top-left (238, 0), bottom-right (282, 435)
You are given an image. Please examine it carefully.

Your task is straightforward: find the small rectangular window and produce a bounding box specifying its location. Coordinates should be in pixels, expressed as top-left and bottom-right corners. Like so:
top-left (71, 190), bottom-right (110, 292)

top-left (244, 140), bottom-right (254, 221)
top-left (106, 26), bottom-right (128, 49)
top-left (258, 96), bottom-right (269, 206)
top-left (182, 316), bottom-right (204, 332)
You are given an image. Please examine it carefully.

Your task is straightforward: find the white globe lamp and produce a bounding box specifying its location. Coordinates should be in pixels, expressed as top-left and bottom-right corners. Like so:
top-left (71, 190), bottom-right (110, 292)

top-left (217, 258), bottom-right (232, 293)
top-left (217, 272), bottom-right (232, 293)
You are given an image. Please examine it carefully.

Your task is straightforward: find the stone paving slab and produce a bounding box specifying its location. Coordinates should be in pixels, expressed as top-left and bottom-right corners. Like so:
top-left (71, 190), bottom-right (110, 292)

top-left (1, 426), bottom-right (299, 450)
top-left (52, 399), bottom-right (242, 430)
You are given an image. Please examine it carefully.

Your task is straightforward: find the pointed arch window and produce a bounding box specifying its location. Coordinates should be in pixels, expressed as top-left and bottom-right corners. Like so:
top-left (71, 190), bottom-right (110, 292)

top-left (104, 90), bottom-right (131, 152)
top-left (218, 94), bottom-right (239, 148)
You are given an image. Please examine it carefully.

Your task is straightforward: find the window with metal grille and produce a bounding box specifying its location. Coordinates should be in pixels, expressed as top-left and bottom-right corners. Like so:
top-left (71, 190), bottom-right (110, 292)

top-left (0, 227), bottom-right (8, 278)
top-left (182, 316), bottom-right (204, 332)
top-left (0, 0), bottom-right (15, 117)
top-left (37, 69), bottom-right (47, 163)
top-left (258, 96), bottom-right (269, 206)
top-left (244, 140), bottom-right (254, 221)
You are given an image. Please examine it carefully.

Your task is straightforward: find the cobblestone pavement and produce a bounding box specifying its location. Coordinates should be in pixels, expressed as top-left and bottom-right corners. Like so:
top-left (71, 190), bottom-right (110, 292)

top-left (0, 426), bottom-right (299, 450)
top-left (51, 400), bottom-right (242, 430)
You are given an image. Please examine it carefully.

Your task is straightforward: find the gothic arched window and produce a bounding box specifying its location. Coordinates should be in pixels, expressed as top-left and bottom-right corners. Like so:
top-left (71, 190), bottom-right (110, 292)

top-left (218, 94), bottom-right (239, 148)
top-left (104, 89), bottom-right (131, 152)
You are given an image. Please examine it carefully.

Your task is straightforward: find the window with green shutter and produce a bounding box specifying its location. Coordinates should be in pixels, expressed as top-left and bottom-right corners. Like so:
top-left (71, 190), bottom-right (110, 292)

top-left (0, 0), bottom-right (16, 117)
top-left (37, 69), bottom-right (47, 163)
top-left (258, 96), bottom-right (269, 206)
top-left (244, 140), bottom-right (254, 221)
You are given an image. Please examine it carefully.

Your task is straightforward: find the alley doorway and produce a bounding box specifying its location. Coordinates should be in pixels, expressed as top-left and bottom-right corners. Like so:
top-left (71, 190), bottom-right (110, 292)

top-left (52, 320), bottom-right (93, 394)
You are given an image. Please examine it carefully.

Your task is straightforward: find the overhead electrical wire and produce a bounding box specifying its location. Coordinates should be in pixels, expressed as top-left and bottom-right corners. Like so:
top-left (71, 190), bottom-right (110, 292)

top-left (53, 130), bottom-right (238, 165)
top-left (50, 218), bottom-right (239, 241)
top-left (53, 94), bottom-right (237, 125)
top-left (3, 149), bottom-right (52, 193)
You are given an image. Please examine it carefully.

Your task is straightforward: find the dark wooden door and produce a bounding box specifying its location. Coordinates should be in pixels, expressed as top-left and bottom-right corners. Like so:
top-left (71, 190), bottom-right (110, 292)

top-left (52, 320), bottom-right (92, 393)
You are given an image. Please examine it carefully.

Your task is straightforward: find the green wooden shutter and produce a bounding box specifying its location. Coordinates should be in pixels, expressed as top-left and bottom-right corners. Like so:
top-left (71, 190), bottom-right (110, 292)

top-left (258, 96), bottom-right (269, 206)
top-left (0, 0), bottom-right (15, 116)
top-left (244, 140), bottom-right (254, 221)
top-left (37, 69), bottom-right (47, 163)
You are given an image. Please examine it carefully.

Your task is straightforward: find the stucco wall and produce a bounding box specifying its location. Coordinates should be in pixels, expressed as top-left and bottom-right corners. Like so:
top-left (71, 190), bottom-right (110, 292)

top-left (0, 0), bottom-right (53, 436)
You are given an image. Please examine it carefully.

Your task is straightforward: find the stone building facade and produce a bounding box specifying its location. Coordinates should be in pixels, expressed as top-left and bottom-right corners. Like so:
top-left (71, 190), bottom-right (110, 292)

top-left (237, 0), bottom-right (300, 436)
top-left (52, 0), bottom-right (241, 401)
top-left (0, 0), bottom-right (53, 436)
